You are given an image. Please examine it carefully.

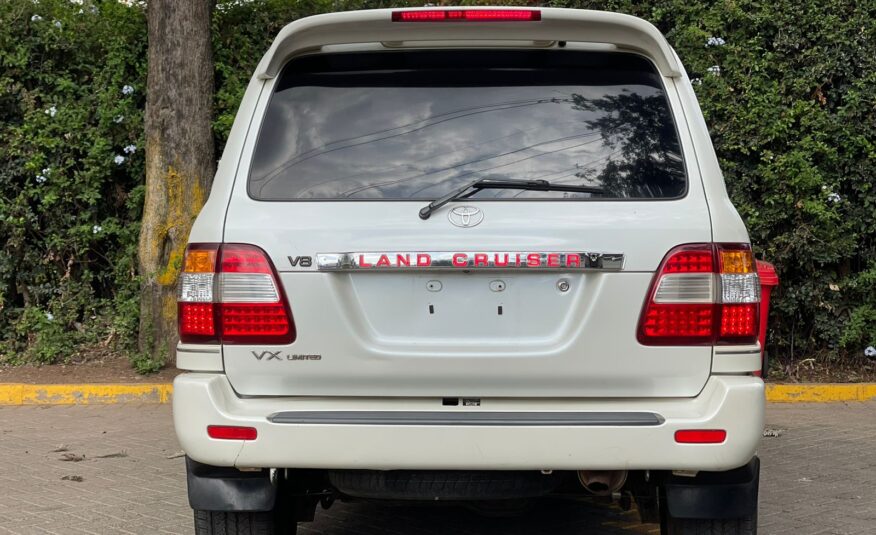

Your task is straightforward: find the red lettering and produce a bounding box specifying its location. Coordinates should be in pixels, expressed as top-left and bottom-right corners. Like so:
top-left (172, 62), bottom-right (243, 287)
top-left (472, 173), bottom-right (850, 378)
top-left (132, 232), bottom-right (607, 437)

top-left (396, 254), bottom-right (410, 267)
top-left (566, 253), bottom-right (581, 267)
top-left (358, 254), bottom-right (372, 268)
top-left (452, 253), bottom-right (468, 267)
top-left (547, 253), bottom-right (560, 267)
top-left (416, 254), bottom-right (431, 267)
top-left (376, 254), bottom-right (391, 267)
top-left (494, 253), bottom-right (509, 267)
top-left (474, 253), bottom-right (488, 267)
top-left (527, 253), bottom-right (541, 267)
top-left (515, 254), bottom-right (523, 266)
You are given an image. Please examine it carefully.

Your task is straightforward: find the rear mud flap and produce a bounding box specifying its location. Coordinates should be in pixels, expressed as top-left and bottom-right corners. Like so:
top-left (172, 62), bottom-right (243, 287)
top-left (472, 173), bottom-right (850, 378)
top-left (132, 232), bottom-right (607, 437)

top-left (664, 456), bottom-right (759, 519)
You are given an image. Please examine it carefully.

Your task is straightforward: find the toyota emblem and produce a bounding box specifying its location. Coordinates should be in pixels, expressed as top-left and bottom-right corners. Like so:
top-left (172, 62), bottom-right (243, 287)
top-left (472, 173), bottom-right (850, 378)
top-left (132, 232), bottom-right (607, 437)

top-left (448, 206), bottom-right (484, 228)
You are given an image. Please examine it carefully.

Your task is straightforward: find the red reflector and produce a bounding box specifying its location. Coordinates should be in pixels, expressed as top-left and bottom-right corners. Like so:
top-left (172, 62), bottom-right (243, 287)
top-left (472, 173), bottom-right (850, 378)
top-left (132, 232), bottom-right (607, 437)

top-left (219, 303), bottom-right (291, 343)
top-left (207, 425), bottom-right (257, 441)
top-left (179, 302), bottom-right (216, 337)
top-left (675, 430), bottom-right (727, 444)
top-left (392, 10), bottom-right (541, 22)
top-left (720, 303), bottom-right (758, 338)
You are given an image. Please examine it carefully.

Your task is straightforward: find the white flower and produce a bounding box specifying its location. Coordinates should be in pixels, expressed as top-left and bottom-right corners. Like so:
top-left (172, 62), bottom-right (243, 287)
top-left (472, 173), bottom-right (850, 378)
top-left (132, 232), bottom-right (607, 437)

top-left (41, 167), bottom-right (51, 175)
top-left (691, 78), bottom-right (703, 86)
top-left (69, 0), bottom-right (84, 5)
top-left (36, 174), bottom-right (47, 184)
top-left (45, 312), bottom-right (54, 321)
top-left (121, 85), bottom-right (134, 96)
top-left (123, 144), bottom-right (137, 154)
top-left (706, 65), bottom-right (721, 76)
top-left (113, 115), bottom-right (125, 123)
top-left (865, 346), bottom-right (876, 358)
top-left (31, 14), bottom-right (42, 22)
top-left (706, 37), bottom-right (726, 47)
top-left (827, 192), bottom-right (841, 203)
top-left (114, 155), bottom-right (126, 165)
top-left (45, 105), bottom-right (57, 117)
top-left (92, 224), bottom-right (102, 234)
top-left (53, 20), bottom-right (62, 29)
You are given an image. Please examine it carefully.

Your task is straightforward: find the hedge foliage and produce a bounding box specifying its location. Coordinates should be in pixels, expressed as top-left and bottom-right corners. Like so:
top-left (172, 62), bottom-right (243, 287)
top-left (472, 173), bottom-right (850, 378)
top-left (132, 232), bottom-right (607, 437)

top-left (0, 0), bottom-right (873, 370)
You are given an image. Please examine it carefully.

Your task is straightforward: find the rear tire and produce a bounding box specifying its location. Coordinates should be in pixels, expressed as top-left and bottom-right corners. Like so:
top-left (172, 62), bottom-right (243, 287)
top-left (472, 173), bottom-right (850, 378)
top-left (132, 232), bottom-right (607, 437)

top-left (664, 514), bottom-right (756, 534)
top-left (193, 510), bottom-right (297, 535)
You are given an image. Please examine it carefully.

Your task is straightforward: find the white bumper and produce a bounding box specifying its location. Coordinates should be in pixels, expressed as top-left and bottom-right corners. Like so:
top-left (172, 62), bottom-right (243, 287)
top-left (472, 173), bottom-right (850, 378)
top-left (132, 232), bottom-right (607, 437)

top-left (173, 374), bottom-right (763, 472)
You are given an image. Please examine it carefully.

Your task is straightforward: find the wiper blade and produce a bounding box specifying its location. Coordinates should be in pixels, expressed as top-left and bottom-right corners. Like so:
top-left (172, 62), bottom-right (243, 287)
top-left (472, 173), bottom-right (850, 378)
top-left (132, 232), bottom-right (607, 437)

top-left (418, 178), bottom-right (604, 220)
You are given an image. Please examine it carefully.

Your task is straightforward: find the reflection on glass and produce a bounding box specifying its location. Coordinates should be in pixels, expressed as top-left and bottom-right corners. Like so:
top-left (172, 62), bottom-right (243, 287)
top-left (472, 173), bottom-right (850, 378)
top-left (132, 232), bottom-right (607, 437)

top-left (250, 51), bottom-right (685, 201)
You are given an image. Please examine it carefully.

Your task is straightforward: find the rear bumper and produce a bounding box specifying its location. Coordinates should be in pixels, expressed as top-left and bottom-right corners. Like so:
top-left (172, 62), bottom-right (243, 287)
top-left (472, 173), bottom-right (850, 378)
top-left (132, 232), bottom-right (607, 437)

top-left (173, 374), bottom-right (764, 471)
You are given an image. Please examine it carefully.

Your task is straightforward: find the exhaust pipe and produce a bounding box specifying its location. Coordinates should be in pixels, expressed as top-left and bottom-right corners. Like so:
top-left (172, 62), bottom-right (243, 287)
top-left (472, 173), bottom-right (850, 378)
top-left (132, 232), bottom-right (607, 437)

top-left (577, 470), bottom-right (628, 496)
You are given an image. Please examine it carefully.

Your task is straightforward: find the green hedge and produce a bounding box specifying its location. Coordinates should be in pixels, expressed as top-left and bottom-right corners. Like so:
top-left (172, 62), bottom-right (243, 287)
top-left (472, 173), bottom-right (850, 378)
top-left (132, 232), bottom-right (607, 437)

top-left (1, 0), bottom-right (873, 370)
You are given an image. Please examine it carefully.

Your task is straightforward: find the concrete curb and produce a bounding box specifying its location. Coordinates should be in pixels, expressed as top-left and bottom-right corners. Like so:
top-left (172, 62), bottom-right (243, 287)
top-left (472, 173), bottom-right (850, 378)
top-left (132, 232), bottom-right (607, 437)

top-left (0, 383), bottom-right (172, 405)
top-left (0, 383), bottom-right (874, 406)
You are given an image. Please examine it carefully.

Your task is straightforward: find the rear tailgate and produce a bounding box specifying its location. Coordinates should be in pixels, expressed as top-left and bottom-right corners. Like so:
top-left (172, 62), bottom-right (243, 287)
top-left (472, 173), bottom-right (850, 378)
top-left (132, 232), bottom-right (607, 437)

top-left (221, 37), bottom-right (711, 398)
top-left (223, 200), bottom-right (712, 398)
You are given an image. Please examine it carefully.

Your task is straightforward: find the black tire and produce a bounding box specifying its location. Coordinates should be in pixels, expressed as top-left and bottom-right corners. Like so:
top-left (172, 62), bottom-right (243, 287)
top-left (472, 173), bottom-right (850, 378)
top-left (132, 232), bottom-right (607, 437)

top-left (664, 514), bottom-right (756, 535)
top-left (193, 510), bottom-right (297, 535)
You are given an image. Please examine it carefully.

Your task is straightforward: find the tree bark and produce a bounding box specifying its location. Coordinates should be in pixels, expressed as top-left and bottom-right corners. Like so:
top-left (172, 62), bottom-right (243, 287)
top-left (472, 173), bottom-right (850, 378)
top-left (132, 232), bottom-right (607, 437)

top-left (139, 0), bottom-right (214, 364)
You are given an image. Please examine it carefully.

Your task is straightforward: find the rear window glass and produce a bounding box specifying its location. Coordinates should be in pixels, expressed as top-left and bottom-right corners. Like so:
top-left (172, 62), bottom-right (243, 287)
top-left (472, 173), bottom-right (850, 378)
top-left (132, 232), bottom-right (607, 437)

top-left (249, 50), bottom-right (686, 201)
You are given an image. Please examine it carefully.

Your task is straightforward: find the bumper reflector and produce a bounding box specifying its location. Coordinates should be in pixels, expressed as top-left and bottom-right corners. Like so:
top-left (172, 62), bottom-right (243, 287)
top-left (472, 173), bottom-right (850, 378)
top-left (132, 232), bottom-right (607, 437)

top-left (674, 429), bottom-right (727, 444)
top-left (207, 425), bottom-right (258, 441)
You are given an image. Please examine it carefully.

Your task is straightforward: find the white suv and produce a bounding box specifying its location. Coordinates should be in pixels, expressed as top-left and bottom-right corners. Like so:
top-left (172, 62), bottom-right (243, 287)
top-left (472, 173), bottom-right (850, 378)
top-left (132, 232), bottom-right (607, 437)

top-left (173, 7), bottom-right (764, 535)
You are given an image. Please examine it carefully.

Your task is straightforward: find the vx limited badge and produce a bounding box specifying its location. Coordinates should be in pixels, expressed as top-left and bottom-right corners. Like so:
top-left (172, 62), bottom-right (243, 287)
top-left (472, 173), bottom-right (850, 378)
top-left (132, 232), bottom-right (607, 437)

top-left (448, 206), bottom-right (483, 228)
top-left (252, 351), bottom-right (322, 361)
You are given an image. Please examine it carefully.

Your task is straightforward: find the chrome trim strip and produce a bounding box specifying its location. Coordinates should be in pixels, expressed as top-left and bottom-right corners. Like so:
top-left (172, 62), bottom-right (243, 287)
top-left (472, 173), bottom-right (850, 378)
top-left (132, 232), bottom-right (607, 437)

top-left (316, 252), bottom-right (624, 271)
top-left (714, 348), bottom-right (761, 355)
top-left (177, 345), bottom-right (221, 354)
top-left (268, 411), bottom-right (661, 426)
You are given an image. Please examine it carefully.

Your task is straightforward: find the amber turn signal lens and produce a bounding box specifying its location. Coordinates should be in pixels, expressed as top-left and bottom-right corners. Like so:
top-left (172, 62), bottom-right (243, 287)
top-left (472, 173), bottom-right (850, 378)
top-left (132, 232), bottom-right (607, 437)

top-left (184, 249), bottom-right (217, 273)
top-left (719, 250), bottom-right (756, 274)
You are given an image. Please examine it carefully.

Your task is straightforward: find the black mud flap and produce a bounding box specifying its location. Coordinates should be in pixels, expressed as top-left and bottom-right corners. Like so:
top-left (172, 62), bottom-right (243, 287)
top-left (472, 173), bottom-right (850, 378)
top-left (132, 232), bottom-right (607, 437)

top-left (186, 456), bottom-right (277, 512)
top-left (664, 457), bottom-right (759, 519)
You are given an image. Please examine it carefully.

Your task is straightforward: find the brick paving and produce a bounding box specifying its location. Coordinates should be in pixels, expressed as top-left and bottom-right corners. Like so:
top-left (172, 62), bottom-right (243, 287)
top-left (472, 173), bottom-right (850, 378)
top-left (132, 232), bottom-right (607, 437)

top-left (0, 402), bottom-right (873, 534)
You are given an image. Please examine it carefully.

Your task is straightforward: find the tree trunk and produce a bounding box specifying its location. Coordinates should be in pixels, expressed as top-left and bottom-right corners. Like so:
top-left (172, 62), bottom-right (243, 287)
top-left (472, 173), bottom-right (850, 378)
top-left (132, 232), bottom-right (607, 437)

top-left (138, 0), bottom-right (214, 365)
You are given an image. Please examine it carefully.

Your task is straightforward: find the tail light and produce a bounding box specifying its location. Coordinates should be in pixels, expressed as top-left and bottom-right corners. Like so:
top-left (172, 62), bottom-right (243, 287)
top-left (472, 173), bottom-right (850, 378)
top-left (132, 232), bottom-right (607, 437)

top-left (178, 244), bottom-right (296, 345)
top-left (637, 243), bottom-right (759, 345)
top-left (391, 10), bottom-right (541, 22)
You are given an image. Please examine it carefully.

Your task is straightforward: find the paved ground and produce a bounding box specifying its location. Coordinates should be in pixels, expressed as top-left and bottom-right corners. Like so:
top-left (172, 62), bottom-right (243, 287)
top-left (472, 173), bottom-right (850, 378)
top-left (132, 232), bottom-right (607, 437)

top-left (0, 403), bottom-right (873, 535)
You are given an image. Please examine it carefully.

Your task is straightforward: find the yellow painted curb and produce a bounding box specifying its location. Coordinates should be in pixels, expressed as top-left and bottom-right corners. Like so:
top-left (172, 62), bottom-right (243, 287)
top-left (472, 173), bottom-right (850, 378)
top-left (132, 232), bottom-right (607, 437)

top-left (766, 383), bottom-right (876, 403)
top-left (0, 383), bottom-right (172, 405)
top-left (0, 383), bottom-right (874, 405)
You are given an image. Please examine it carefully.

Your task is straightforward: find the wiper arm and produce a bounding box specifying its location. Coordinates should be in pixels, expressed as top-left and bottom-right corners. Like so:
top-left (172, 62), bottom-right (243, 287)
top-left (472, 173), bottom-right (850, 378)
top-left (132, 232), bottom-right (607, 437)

top-left (418, 178), bottom-right (604, 220)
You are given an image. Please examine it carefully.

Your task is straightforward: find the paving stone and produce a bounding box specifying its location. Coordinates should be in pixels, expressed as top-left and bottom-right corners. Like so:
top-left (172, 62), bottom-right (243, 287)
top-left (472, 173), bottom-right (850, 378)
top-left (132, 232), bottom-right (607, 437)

top-left (0, 402), bottom-right (873, 534)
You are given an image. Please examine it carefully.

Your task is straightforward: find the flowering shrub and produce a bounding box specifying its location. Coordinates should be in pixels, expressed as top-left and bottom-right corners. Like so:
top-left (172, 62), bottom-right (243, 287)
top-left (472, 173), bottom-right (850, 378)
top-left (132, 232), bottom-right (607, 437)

top-left (0, 0), bottom-right (873, 369)
top-left (0, 0), bottom-right (146, 364)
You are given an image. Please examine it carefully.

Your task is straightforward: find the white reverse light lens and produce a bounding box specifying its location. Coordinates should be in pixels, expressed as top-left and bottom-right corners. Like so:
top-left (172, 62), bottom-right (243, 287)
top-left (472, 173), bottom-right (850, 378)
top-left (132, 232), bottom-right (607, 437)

top-left (218, 273), bottom-right (279, 303)
top-left (654, 273), bottom-right (715, 303)
top-left (179, 273), bottom-right (214, 302)
top-left (719, 273), bottom-right (760, 303)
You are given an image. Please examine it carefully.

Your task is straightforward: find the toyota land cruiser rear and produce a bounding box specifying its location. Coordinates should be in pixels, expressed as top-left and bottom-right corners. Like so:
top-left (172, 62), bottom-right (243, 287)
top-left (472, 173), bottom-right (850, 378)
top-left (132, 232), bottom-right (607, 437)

top-left (173, 8), bottom-right (765, 535)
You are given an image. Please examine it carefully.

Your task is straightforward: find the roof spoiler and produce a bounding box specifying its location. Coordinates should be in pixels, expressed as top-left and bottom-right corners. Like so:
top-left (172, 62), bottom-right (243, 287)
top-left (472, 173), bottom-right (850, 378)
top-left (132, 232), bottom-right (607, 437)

top-left (254, 7), bottom-right (683, 80)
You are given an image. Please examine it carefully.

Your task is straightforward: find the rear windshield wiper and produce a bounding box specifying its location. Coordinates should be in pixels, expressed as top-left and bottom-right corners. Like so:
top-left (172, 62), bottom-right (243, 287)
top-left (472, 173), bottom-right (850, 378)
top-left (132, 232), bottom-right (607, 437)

top-left (418, 178), bottom-right (605, 220)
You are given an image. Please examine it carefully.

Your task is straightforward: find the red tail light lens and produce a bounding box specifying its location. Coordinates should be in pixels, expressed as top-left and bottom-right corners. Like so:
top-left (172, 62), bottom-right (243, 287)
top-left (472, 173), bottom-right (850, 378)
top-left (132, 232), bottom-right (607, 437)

top-left (641, 303), bottom-right (714, 342)
top-left (638, 244), bottom-right (759, 346)
top-left (178, 244), bottom-right (296, 345)
top-left (392, 10), bottom-right (541, 22)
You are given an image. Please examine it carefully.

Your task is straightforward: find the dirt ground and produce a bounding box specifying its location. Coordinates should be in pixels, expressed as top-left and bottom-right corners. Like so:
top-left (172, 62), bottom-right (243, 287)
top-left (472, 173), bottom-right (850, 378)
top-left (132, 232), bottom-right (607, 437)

top-left (1, 352), bottom-right (874, 384)
top-left (0, 355), bottom-right (181, 384)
